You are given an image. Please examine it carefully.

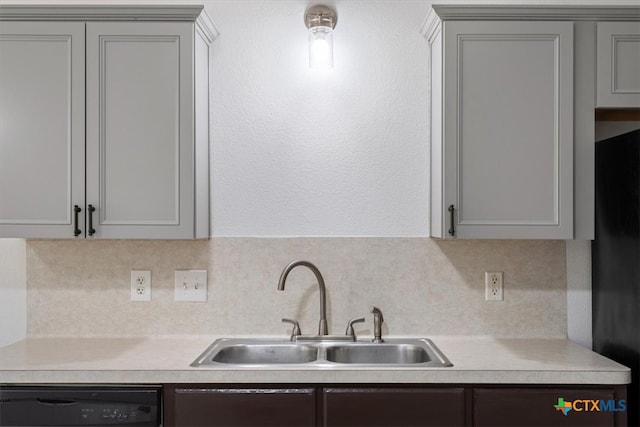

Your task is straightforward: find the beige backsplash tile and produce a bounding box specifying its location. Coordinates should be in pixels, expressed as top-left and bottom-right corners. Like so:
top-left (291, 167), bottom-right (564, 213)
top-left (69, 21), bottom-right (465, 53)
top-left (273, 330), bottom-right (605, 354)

top-left (26, 238), bottom-right (566, 338)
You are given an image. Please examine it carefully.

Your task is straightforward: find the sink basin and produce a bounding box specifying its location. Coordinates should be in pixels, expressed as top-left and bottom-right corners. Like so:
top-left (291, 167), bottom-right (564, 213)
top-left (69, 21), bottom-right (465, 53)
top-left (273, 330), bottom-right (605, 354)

top-left (325, 343), bottom-right (430, 364)
top-left (212, 344), bottom-right (317, 364)
top-left (191, 338), bottom-right (452, 368)
top-left (192, 339), bottom-right (318, 365)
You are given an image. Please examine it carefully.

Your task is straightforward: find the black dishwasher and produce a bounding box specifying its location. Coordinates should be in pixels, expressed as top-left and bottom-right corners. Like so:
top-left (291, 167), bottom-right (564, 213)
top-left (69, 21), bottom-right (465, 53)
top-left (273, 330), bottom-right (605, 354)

top-left (0, 386), bottom-right (160, 426)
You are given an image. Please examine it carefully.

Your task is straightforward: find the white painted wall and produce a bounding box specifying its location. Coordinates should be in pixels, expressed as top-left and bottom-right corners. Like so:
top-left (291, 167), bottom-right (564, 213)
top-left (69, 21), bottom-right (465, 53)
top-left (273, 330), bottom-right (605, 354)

top-left (206, 0), bottom-right (430, 236)
top-left (0, 239), bottom-right (26, 347)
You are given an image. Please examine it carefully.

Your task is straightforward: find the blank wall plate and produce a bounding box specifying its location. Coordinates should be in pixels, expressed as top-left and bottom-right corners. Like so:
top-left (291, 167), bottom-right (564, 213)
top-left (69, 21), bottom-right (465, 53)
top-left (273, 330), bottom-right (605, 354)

top-left (131, 270), bottom-right (151, 302)
top-left (175, 270), bottom-right (207, 302)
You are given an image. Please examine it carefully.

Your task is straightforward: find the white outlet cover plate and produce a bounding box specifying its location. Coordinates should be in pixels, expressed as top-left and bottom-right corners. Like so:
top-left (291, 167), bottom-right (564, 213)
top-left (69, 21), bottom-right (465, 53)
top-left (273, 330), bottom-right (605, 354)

top-left (485, 271), bottom-right (504, 302)
top-left (131, 270), bottom-right (151, 302)
top-left (175, 270), bottom-right (207, 302)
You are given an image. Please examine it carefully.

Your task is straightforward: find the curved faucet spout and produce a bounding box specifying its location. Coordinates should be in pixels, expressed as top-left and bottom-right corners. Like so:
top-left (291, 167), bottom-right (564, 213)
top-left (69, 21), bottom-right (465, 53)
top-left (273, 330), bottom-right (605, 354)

top-left (277, 260), bottom-right (328, 335)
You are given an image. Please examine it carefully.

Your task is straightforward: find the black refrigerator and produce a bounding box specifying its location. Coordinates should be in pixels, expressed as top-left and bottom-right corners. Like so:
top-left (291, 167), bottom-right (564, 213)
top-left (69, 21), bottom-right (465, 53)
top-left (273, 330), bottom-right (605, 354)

top-left (593, 128), bottom-right (640, 427)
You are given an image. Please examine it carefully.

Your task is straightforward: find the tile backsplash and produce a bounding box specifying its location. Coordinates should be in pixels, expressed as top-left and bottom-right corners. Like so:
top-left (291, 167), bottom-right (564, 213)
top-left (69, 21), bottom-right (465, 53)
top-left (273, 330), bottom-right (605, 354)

top-left (26, 238), bottom-right (566, 338)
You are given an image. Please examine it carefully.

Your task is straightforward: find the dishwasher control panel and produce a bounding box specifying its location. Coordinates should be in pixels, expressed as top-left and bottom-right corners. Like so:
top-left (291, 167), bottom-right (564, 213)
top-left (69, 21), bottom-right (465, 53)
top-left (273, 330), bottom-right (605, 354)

top-left (0, 386), bottom-right (160, 426)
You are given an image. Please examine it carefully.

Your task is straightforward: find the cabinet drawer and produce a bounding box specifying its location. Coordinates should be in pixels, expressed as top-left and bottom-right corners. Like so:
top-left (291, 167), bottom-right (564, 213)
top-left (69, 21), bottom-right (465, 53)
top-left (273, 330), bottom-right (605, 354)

top-left (474, 388), bottom-right (626, 427)
top-left (172, 387), bottom-right (316, 427)
top-left (322, 387), bottom-right (466, 427)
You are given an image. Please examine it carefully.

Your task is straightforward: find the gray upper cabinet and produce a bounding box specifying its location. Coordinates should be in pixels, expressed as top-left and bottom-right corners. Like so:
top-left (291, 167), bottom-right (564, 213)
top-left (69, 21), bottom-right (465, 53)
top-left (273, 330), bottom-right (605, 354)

top-left (0, 6), bottom-right (217, 239)
top-left (0, 22), bottom-right (86, 238)
top-left (597, 22), bottom-right (640, 108)
top-left (86, 22), bottom-right (204, 239)
top-left (426, 16), bottom-right (574, 239)
top-left (424, 5), bottom-right (640, 240)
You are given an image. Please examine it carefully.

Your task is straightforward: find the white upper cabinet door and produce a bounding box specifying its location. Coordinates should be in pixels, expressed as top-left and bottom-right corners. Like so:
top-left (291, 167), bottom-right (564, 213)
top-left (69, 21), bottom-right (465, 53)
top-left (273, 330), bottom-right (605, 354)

top-left (85, 22), bottom-right (195, 239)
top-left (0, 22), bottom-right (85, 238)
top-left (437, 21), bottom-right (574, 239)
top-left (597, 22), bottom-right (640, 108)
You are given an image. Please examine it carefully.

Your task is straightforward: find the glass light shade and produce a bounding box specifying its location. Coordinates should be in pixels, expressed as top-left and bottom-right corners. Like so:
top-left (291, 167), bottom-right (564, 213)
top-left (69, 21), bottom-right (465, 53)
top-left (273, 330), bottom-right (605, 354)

top-left (309, 26), bottom-right (333, 69)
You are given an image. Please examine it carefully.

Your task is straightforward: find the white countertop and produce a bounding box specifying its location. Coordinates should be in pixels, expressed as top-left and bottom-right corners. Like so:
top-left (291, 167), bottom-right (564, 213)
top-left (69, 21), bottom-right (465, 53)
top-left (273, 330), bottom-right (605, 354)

top-left (0, 336), bottom-right (630, 385)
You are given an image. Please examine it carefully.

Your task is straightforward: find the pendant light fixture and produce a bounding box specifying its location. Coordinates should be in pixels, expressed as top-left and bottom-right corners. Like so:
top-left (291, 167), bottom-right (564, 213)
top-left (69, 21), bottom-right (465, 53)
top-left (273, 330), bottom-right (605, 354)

top-left (305, 5), bottom-right (337, 69)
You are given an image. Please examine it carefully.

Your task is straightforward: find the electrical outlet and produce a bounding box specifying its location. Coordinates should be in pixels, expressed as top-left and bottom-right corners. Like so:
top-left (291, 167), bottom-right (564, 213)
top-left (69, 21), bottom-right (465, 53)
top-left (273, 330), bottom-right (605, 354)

top-left (174, 270), bottom-right (207, 302)
top-left (131, 270), bottom-right (151, 302)
top-left (485, 271), bottom-right (504, 302)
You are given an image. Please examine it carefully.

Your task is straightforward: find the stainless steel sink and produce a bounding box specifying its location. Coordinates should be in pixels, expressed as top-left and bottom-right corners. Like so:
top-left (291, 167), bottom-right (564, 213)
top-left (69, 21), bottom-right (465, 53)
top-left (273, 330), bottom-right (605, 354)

top-left (212, 343), bottom-right (318, 364)
top-left (192, 339), bottom-right (319, 366)
top-left (325, 343), bottom-right (430, 364)
top-left (191, 338), bottom-right (452, 368)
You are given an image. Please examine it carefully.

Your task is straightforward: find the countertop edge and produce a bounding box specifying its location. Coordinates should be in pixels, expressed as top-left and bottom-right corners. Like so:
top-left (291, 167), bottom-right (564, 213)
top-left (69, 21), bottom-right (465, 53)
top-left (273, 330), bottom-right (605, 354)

top-left (0, 369), bottom-right (631, 385)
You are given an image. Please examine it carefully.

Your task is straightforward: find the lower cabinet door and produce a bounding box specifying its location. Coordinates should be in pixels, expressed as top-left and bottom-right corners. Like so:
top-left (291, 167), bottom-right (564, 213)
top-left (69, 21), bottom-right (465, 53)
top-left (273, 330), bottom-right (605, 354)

top-left (171, 387), bottom-right (316, 427)
top-left (322, 387), bottom-right (467, 427)
top-left (474, 388), bottom-right (627, 427)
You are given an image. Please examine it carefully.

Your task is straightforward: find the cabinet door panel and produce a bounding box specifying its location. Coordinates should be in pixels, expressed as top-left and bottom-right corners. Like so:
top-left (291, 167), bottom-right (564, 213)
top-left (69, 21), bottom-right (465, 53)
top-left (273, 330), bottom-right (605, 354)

top-left (86, 22), bottom-right (194, 238)
top-left (173, 388), bottom-right (316, 427)
top-left (474, 388), bottom-right (624, 427)
top-left (0, 22), bottom-right (85, 238)
top-left (322, 387), bottom-right (466, 427)
top-left (597, 22), bottom-right (640, 108)
top-left (443, 21), bottom-right (573, 239)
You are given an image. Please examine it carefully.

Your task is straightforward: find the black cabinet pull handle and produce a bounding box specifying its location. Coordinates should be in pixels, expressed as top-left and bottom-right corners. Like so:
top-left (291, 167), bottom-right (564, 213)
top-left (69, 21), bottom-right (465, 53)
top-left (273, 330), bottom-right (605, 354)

top-left (88, 204), bottom-right (96, 236)
top-left (448, 204), bottom-right (455, 236)
top-left (73, 205), bottom-right (82, 237)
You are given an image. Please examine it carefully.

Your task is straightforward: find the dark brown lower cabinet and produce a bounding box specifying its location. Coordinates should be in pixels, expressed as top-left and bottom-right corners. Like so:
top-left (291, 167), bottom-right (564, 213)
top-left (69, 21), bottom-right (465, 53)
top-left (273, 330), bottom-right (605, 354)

top-left (164, 385), bottom-right (627, 427)
top-left (322, 387), bottom-right (467, 427)
top-left (166, 386), bottom-right (316, 427)
top-left (474, 387), bottom-right (627, 427)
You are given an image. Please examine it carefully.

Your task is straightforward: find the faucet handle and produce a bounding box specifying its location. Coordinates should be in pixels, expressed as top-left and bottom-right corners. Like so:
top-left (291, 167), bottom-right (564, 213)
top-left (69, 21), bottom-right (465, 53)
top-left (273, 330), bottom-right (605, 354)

top-left (345, 317), bottom-right (365, 340)
top-left (282, 318), bottom-right (302, 341)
